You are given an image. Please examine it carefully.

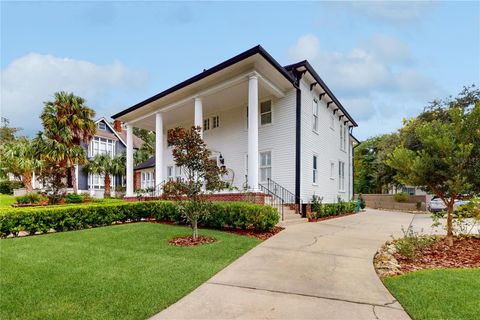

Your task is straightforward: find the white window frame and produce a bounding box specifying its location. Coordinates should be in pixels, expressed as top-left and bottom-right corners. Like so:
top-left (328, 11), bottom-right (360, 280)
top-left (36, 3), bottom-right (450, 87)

top-left (330, 161), bottom-right (335, 180)
top-left (312, 99), bottom-right (319, 133)
top-left (259, 150), bottom-right (272, 183)
top-left (88, 173), bottom-right (114, 190)
top-left (167, 166), bottom-right (174, 180)
top-left (338, 161), bottom-right (345, 191)
top-left (330, 114), bottom-right (335, 130)
top-left (260, 100), bottom-right (272, 126)
top-left (212, 115), bottom-right (220, 129)
top-left (203, 118), bottom-right (210, 131)
top-left (90, 137), bottom-right (115, 158)
top-left (141, 171), bottom-right (154, 189)
top-left (313, 154), bottom-right (318, 185)
top-left (340, 123), bottom-right (345, 151)
top-left (98, 122), bottom-right (106, 130)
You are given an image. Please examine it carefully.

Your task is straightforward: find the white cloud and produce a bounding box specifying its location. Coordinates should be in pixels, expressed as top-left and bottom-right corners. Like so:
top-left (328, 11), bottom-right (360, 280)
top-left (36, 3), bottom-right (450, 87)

top-left (287, 34), bottom-right (445, 138)
top-left (0, 53), bottom-right (148, 135)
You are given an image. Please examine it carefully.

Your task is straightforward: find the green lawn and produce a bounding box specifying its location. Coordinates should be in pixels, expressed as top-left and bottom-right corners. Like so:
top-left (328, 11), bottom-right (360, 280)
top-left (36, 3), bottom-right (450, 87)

top-left (384, 268), bottom-right (480, 320)
top-left (0, 223), bottom-right (260, 319)
top-left (0, 194), bottom-right (15, 208)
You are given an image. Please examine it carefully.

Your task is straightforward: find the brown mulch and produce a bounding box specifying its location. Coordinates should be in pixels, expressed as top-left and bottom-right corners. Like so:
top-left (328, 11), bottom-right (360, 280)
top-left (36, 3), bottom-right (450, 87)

top-left (309, 212), bottom-right (355, 222)
top-left (223, 226), bottom-right (284, 241)
top-left (395, 236), bottom-right (480, 272)
top-left (168, 235), bottom-right (217, 247)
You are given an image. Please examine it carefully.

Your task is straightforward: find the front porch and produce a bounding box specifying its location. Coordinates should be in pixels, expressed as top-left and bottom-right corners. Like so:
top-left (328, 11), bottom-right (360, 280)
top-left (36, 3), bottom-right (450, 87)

top-left (122, 69), bottom-right (292, 197)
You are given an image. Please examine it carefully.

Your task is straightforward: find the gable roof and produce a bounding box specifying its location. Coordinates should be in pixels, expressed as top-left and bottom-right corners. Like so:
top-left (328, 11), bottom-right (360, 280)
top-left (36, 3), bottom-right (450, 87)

top-left (95, 117), bottom-right (144, 149)
top-left (134, 156), bottom-right (155, 170)
top-left (284, 60), bottom-right (357, 127)
top-left (112, 45), bottom-right (296, 120)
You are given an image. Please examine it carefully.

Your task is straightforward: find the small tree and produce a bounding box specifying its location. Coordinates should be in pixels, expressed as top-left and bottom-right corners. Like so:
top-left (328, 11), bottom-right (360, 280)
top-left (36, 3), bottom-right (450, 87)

top-left (84, 153), bottom-right (125, 198)
top-left (0, 137), bottom-right (42, 191)
top-left (387, 103), bottom-right (478, 246)
top-left (164, 126), bottom-right (227, 240)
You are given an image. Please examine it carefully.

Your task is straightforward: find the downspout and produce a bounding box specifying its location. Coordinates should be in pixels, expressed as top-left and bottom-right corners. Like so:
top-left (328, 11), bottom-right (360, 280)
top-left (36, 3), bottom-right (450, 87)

top-left (293, 69), bottom-right (304, 213)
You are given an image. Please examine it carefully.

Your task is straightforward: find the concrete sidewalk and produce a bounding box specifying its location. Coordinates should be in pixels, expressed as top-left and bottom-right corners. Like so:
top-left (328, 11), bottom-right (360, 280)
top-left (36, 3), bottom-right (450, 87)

top-left (152, 209), bottom-right (425, 320)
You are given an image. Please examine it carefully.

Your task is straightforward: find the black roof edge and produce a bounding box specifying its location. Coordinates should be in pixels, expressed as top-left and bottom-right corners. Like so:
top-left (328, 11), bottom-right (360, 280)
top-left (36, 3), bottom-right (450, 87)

top-left (112, 45), bottom-right (296, 119)
top-left (284, 60), bottom-right (358, 127)
top-left (134, 155), bottom-right (155, 170)
top-left (350, 133), bottom-right (361, 145)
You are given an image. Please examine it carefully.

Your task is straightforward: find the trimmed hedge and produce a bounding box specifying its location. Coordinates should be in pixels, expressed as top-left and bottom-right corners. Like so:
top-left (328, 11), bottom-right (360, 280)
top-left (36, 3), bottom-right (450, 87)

top-left (312, 200), bottom-right (356, 219)
top-left (0, 201), bottom-right (279, 238)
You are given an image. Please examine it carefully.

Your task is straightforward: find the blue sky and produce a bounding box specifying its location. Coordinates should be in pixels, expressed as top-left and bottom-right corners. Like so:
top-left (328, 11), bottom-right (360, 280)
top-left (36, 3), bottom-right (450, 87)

top-left (1, 1), bottom-right (479, 139)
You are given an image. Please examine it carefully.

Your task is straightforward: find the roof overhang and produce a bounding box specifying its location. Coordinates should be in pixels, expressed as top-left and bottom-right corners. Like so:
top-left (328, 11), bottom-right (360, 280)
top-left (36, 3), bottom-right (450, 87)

top-left (284, 61), bottom-right (358, 127)
top-left (112, 45), bottom-right (296, 123)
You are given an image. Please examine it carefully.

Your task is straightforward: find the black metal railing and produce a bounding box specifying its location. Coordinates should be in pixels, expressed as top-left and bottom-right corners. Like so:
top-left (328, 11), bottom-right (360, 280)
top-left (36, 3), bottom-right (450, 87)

top-left (258, 183), bottom-right (284, 221)
top-left (262, 178), bottom-right (303, 215)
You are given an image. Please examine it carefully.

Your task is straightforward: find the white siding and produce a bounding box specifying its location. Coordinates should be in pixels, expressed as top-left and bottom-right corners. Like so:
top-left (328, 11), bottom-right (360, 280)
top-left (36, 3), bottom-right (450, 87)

top-left (159, 89), bottom-right (297, 192)
top-left (299, 79), bottom-right (352, 203)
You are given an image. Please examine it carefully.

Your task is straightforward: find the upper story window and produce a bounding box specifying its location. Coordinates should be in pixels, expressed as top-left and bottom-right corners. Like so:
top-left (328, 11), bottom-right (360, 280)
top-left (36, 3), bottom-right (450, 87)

top-left (90, 137), bottom-right (115, 158)
top-left (340, 123), bottom-right (345, 151)
top-left (203, 118), bottom-right (210, 131)
top-left (312, 99), bottom-right (319, 132)
top-left (212, 116), bottom-right (220, 129)
top-left (259, 151), bottom-right (272, 182)
top-left (338, 161), bottom-right (345, 191)
top-left (313, 155), bottom-right (318, 184)
top-left (260, 100), bottom-right (272, 125)
top-left (97, 122), bottom-right (106, 131)
top-left (330, 114), bottom-right (335, 130)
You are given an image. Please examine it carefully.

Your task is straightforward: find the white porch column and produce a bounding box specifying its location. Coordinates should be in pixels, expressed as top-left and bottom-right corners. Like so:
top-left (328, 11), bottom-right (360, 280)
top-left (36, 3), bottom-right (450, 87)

top-left (126, 124), bottom-right (134, 197)
top-left (248, 73), bottom-right (259, 191)
top-left (194, 97), bottom-right (203, 136)
top-left (155, 112), bottom-right (164, 190)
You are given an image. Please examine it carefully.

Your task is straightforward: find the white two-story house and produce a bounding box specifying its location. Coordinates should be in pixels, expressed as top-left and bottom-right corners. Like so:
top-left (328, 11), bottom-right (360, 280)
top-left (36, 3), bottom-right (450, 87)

top-left (113, 45), bottom-right (358, 206)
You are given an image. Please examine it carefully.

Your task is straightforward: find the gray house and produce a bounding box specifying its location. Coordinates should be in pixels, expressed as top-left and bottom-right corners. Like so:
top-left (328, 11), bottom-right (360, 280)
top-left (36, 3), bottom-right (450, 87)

top-left (75, 118), bottom-right (143, 197)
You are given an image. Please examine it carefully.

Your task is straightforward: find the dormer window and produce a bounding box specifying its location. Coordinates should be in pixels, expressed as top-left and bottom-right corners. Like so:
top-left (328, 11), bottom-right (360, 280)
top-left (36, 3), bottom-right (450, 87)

top-left (98, 122), bottom-right (106, 131)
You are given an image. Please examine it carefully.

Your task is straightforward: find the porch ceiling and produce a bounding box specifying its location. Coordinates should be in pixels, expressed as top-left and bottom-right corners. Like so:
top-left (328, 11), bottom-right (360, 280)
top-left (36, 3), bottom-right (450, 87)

top-left (132, 79), bottom-right (274, 131)
top-left (113, 47), bottom-right (295, 128)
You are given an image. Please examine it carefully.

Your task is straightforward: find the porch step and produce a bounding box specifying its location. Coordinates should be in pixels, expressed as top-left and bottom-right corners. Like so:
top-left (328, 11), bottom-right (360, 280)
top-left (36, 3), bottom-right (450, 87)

top-left (277, 206), bottom-right (306, 227)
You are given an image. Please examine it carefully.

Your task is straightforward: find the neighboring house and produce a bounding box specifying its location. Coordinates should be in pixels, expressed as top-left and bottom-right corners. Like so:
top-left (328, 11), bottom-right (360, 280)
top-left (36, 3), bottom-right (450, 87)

top-left (76, 118), bottom-right (143, 198)
top-left (388, 185), bottom-right (428, 196)
top-left (114, 45), bottom-right (358, 205)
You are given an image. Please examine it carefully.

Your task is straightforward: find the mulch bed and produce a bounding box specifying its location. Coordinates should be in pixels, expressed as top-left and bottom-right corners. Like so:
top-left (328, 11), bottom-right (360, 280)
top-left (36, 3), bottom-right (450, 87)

top-left (309, 212), bottom-right (356, 222)
top-left (168, 235), bottom-right (217, 247)
top-left (223, 226), bottom-right (284, 241)
top-left (395, 236), bottom-right (480, 272)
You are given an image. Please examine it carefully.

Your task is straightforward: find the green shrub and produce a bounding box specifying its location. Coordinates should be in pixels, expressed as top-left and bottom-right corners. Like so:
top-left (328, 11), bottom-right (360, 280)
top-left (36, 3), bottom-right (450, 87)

top-left (311, 195), bottom-right (323, 218)
top-left (393, 192), bottom-right (409, 203)
top-left (15, 193), bottom-right (42, 204)
top-left (0, 180), bottom-right (24, 195)
top-left (65, 193), bottom-right (83, 204)
top-left (0, 200), bottom-right (280, 237)
top-left (394, 226), bottom-right (435, 260)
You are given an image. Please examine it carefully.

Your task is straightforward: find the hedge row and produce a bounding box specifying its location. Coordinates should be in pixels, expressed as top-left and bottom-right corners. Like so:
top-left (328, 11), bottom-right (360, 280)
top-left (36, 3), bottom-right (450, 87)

top-left (311, 200), bottom-right (357, 219)
top-left (0, 201), bottom-right (279, 238)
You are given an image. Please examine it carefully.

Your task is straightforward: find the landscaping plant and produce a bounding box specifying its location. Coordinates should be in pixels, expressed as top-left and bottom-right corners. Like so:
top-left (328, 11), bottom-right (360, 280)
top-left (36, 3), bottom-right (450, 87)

top-left (163, 126), bottom-right (228, 240)
top-left (83, 153), bottom-right (125, 198)
top-left (387, 87), bottom-right (479, 246)
top-left (393, 192), bottom-right (409, 203)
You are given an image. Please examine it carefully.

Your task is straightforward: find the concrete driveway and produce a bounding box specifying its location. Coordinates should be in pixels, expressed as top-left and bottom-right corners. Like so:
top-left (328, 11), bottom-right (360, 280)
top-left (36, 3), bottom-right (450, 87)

top-left (152, 209), bottom-right (436, 320)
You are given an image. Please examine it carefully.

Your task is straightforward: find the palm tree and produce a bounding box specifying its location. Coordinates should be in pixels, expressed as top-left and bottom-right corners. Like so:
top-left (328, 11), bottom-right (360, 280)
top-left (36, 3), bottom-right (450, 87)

top-left (0, 137), bottom-right (42, 191)
top-left (84, 153), bottom-right (125, 198)
top-left (41, 92), bottom-right (96, 193)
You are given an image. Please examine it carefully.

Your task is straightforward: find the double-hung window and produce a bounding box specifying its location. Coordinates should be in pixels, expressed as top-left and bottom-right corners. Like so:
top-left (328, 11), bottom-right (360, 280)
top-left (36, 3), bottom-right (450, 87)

top-left (167, 166), bottom-right (174, 180)
top-left (90, 137), bottom-right (115, 158)
top-left (212, 116), bottom-right (220, 129)
top-left (330, 114), bottom-right (335, 130)
top-left (259, 151), bottom-right (272, 182)
top-left (313, 155), bottom-right (318, 184)
top-left (338, 161), bottom-right (345, 191)
top-left (141, 171), bottom-right (154, 189)
top-left (203, 118), bottom-right (210, 131)
top-left (340, 123), bottom-right (345, 151)
top-left (312, 100), bottom-right (319, 132)
top-left (98, 122), bottom-right (106, 130)
top-left (260, 100), bottom-right (272, 125)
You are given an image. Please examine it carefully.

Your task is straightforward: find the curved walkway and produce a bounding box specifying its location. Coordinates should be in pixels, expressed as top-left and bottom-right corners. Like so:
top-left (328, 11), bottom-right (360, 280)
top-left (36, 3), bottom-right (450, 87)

top-left (153, 209), bottom-right (433, 319)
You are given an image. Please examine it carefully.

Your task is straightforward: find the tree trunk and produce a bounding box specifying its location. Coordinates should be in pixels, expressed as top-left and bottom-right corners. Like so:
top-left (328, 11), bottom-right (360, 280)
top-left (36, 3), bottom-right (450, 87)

top-left (23, 171), bottom-right (33, 192)
top-left (192, 219), bottom-right (198, 240)
top-left (70, 166), bottom-right (77, 194)
top-left (104, 174), bottom-right (111, 198)
top-left (446, 203), bottom-right (454, 246)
